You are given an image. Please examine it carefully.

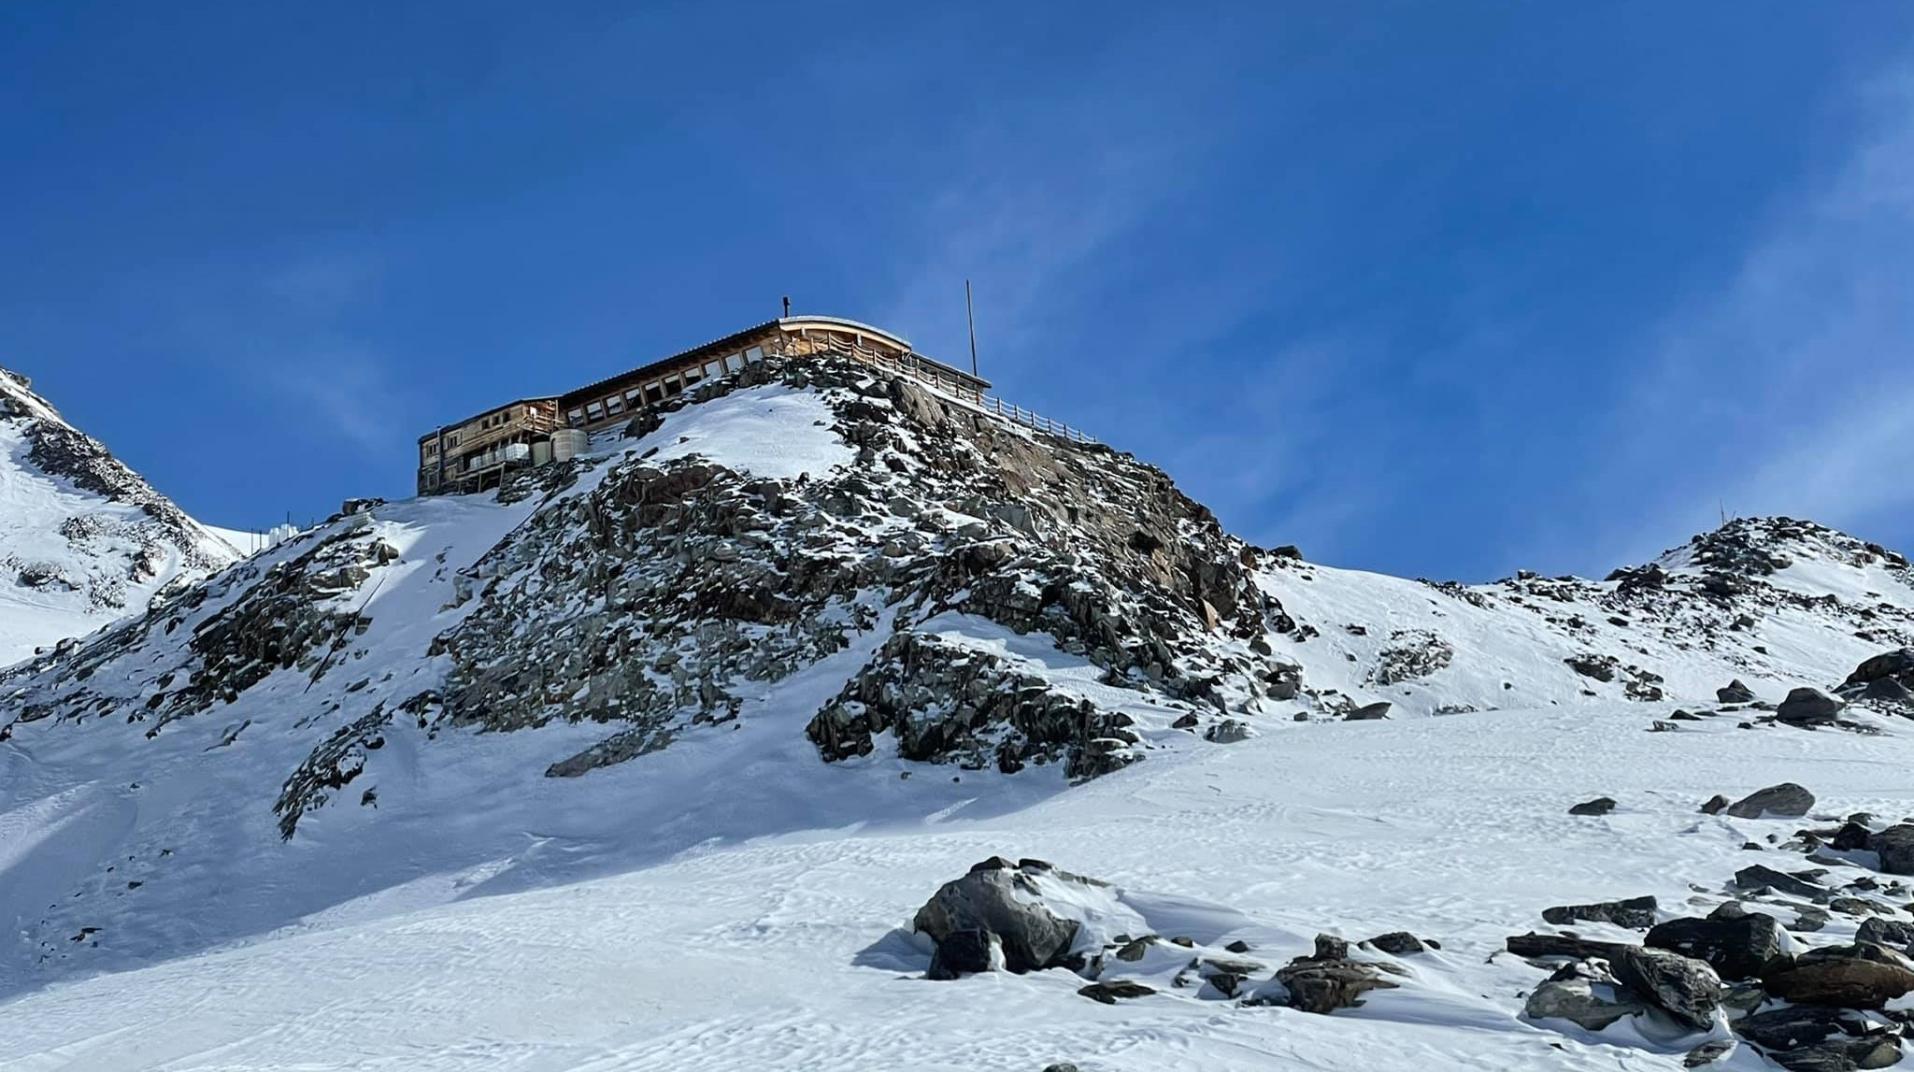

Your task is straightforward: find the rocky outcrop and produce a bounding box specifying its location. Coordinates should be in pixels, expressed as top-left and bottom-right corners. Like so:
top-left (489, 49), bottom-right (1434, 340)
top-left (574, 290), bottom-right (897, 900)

top-left (1778, 688), bottom-right (1846, 727)
top-left (1524, 959), bottom-right (1648, 1029)
top-left (805, 631), bottom-right (1138, 779)
top-left (1274, 934), bottom-right (1404, 1014)
top-left (1761, 943), bottom-right (1914, 1009)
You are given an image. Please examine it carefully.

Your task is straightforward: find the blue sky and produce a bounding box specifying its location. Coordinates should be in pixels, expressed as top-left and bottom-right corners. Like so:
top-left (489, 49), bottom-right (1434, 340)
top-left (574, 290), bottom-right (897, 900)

top-left (4, 3), bottom-right (1912, 580)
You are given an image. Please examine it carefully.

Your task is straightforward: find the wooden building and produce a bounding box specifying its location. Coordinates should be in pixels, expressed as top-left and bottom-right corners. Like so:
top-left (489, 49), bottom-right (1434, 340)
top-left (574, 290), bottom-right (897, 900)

top-left (417, 316), bottom-right (990, 495)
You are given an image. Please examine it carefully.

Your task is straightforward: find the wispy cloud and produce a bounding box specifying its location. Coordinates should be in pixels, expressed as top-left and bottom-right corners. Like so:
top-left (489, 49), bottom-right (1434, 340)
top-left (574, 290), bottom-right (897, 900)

top-left (1547, 68), bottom-right (1914, 568)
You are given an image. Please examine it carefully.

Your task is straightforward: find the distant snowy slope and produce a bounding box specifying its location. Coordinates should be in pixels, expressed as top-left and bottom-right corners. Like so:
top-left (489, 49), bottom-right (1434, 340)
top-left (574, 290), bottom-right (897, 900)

top-left (0, 367), bottom-right (238, 666)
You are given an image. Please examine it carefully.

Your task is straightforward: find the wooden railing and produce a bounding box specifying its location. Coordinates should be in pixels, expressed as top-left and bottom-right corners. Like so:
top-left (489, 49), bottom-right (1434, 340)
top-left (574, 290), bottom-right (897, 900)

top-left (844, 345), bottom-right (1098, 446)
top-left (974, 394), bottom-right (1097, 444)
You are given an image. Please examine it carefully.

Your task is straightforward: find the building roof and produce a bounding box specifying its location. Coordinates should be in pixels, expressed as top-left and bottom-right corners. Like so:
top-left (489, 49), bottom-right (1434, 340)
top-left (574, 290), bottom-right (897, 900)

top-left (417, 397), bottom-right (558, 444)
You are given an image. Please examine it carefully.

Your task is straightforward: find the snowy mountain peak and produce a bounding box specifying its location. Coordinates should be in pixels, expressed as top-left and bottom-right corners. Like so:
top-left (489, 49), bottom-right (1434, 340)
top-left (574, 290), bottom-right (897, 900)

top-left (0, 364), bottom-right (238, 667)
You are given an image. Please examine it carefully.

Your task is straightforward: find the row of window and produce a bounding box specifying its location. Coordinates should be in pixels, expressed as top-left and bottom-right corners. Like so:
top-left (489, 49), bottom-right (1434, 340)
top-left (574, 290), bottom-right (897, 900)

top-left (567, 345), bottom-right (764, 425)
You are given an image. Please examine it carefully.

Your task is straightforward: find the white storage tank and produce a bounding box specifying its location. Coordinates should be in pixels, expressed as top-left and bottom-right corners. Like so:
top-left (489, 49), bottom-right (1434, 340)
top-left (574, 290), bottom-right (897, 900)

top-left (551, 428), bottom-right (590, 462)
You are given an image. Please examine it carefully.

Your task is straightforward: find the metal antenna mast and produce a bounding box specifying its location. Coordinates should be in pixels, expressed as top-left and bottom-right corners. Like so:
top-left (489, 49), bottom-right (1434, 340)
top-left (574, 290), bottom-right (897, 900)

top-left (965, 279), bottom-right (979, 378)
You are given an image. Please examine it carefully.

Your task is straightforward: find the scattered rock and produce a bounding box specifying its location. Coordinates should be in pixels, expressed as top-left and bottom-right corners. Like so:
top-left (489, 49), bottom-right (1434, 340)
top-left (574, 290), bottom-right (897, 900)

top-left (1506, 932), bottom-right (1629, 961)
top-left (1776, 687), bottom-right (1845, 727)
top-left (1857, 918), bottom-right (1914, 952)
top-left (1611, 945), bottom-right (1722, 1031)
top-left (1869, 825), bottom-right (1914, 875)
top-left (1683, 1039), bottom-right (1735, 1067)
top-left (1762, 942), bottom-right (1914, 1008)
top-left (1717, 680), bottom-right (1757, 704)
top-left (1077, 980), bottom-right (1155, 1004)
top-left (1570, 796), bottom-right (1617, 816)
top-left (1362, 931), bottom-right (1432, 955)
top-left (1733, 1005), bottom-right (1902, 1071)
top-left (1701, 794), bottom-right (1731, 815)
top-left (1345, 701), bottom-right (1392, 721)
top-left (1727, 782), bottom-right (1817, 819)
top-left (1735, 864), bottom-right (1826, 899)
top-left (1274, 934), bottom-right (1403, 1013)
top-left (1647, 911), bottom-right (1786, 980)
top-left (1543, 895), bottom-right (1658, 930)
top-left (1523, 959), bottom-right (1648, 1030)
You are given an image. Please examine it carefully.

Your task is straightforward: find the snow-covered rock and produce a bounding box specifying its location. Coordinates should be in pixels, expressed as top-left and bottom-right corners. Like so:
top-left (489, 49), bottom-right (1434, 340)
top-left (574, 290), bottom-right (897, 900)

top-left (0, 366), bottom-right (238, 666)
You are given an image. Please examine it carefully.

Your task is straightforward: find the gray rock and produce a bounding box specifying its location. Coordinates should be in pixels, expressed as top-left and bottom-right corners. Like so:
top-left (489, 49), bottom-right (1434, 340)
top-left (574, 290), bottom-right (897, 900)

top-left (1612, 945), bottom-right (1722, 1031)
top-left (1683, 1039), bottom-right (1735, 1067)
top-left (1777, 687), bottom-right (1846, 726)
top-left (1733, 1005), bottom-right (1904, 1071)
top-left (1274, 933), bottom-right (1402, 1013)
top-left (1523, 960), bottom-right (1648, 1030)
top-left (1345, 701), bottom-right (1392, 721)
top-left (913, 859), bottom-right (1084, 975)
top-left (1203, 719), bottom-right (1253, 744)
top-left (1646, 911), bottom-right (1786, 980)
top-left (1570, 796), bottom-right (1617, 816)
top-left (1362, 931), bottom-right (1431, 955)
top-left (1762, 942), bottom-right (1914, 1008)
top-left (1857, 917), bottom-right (1914, 952)
top-left (1701, 794), bottom-right (1731, 814)
top-left (1717, 680), bottom-right (1757, 704)
top-left (1544, 895), bottom-right (1658, 930)
top-left (1869, 825), bottom-right (1914, 875)
top-left (1077, 980), bottom-right (1155, 1004)
top-left (1727, 782), bottom-right (1817, 819)
top-left (1735, 864), bottom-right (1827, 899)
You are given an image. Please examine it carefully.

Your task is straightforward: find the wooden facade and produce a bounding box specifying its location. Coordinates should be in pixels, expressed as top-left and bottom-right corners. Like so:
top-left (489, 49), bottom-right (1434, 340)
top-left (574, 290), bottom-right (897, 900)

top-left (417, 316), bottom-right (990, 495)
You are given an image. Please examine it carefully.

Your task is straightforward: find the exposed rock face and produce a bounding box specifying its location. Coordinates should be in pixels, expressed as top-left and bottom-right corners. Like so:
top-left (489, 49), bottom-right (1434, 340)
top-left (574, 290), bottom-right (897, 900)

top-left (912, 857), bottom-right (1087, 976)
top-left (805, 631), bottom-right (1139, 779)
top-left (1369, 629), bottom-right (1453, 685)
top-left (1727, 782), bottom-right (1817, 819)
top-left (1646, 912), bottom-right (1786, 980)
top-left (423, 356), bottom-right (1297, 779)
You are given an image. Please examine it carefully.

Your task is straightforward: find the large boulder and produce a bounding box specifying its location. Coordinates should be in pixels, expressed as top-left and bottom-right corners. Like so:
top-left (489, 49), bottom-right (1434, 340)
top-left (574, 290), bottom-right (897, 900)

top-left (1869, 826), bottom-right (1914, 875)
top-left (1777, 688), bottom-right (1845, 727)
top-left (1857, 918), bottom-right (1914, 953)
top-left (1735, 864), bottom-right (1827, 899)
top-left (1717, 680), bottom-right (1757, 704)
top-left (1646, 911), bottom-right (1787, 980)
top-left (1523, 959), bottom-right (1648, 1030)
top-left (913, 857), bottom-right (1085, 976)
top-left (1762, 942), bottom-right (1914, 1009)
top-left (1570, 796), bottom-right (1618, 816)
top-left (1727, 782), bottom-right (1816, 819)
top-left (1611, 945), bottom-right (1722, 1031)
top-left (1843, 649), bottom-right (1914, 691)
top-left (1544, 895), bottom-right (1658, 930)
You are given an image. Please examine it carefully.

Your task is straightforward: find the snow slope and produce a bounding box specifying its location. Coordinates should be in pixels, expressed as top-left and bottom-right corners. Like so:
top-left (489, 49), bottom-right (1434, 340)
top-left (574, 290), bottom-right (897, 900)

top-left (1, 352), bottom-right (1912, 1070)
top-left (6, 700), bottom-right (1914, 1071)
top-left (0, 368), bottom-right (238, 667)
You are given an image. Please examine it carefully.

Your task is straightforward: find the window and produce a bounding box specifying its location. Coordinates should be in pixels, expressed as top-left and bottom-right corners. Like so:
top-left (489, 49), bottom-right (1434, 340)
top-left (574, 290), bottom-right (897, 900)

top-left (446, 433), bottom-right (460, 447)
top-left (662, 375), bottom-right (683, 397)
top-left (723, 352), bottom-right (745, 373)
top-left (624, 388), bottom-right (645, 409)
top-left (681, 368), bottom-right (702, 386)
top-left (703, 359), bottom-right (723, 379)
top-left (606, 395), bottom-right (625, 415)
top-left (644, 381), bottom-right (665, 404)
top-left (586, 402), bottom-right (605, 420)
top-left (567, 408), bottom-right (584, 425)
top-left (744, 345), bottom-right (764, 364)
